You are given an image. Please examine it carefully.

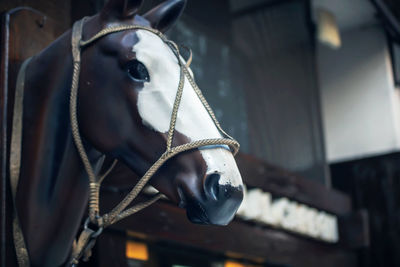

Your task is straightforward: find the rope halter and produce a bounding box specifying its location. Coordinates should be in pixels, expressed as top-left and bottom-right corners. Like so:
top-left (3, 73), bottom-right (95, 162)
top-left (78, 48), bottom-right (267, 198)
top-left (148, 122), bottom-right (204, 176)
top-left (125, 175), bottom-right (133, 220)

top-left (69, 17), bottom-right (240, 265)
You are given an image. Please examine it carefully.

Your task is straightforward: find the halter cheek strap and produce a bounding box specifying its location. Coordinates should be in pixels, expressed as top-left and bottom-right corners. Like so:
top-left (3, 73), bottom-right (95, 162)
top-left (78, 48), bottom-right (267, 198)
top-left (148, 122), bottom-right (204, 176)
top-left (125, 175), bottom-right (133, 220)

top-left (68, 17), bottom-right (240, 265)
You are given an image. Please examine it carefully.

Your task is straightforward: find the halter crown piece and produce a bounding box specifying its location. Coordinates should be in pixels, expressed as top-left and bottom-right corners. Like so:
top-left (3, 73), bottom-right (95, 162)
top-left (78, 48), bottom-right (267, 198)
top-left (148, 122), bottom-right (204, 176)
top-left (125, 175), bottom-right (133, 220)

top-left (68, 17), bottom-right (240, 265)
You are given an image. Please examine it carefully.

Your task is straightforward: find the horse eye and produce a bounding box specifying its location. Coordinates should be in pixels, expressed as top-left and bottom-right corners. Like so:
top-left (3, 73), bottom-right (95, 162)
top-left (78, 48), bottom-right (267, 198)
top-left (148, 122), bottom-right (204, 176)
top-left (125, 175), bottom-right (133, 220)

top-left (127, 60), bottom-right (150, 82)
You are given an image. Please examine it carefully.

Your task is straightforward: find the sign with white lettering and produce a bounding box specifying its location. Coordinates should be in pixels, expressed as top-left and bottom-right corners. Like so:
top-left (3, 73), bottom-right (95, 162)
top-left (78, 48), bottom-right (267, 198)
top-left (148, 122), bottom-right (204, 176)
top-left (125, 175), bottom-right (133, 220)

top-left (236, 188), bottom-right (339, 243)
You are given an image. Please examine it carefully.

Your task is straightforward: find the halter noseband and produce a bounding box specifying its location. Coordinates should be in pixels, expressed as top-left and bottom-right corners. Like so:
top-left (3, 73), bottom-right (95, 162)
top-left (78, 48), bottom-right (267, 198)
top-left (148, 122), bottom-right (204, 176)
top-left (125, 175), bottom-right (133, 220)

top-left (68, 17), bottom-right (240, 264)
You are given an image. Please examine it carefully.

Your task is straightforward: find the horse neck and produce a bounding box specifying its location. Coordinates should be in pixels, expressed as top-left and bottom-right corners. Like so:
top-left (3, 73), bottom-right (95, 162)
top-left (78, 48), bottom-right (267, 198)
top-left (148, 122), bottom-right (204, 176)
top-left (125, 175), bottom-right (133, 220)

top-left (16, 30), bottom-right (101, 265)
top-left (20, 30), bottom-right (84, 203)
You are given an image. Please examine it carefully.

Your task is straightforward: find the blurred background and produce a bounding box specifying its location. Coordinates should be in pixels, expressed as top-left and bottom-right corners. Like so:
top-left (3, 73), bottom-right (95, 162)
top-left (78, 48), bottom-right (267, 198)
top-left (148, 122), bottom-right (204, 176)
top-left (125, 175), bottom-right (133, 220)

top-left (1, 0), bottom-right (400, 266)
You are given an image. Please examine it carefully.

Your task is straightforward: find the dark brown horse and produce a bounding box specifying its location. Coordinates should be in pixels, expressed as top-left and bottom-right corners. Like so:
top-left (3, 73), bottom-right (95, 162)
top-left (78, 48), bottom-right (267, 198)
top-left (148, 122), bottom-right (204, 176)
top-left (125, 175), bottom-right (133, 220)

top-left (10, 0), bottom-right (243, 265)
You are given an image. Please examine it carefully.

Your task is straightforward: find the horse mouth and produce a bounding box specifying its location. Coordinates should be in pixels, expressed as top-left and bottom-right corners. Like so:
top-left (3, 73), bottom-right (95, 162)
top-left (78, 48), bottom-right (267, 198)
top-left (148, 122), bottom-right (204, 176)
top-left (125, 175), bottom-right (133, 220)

top-left (176, 184), bottom-right (243, 226)
top-left (186, 200), bottom-right (211, 225)
top-left (177, 186), bottom-right (211, 224)
top-left (177, 186), bottom-right (187, 209)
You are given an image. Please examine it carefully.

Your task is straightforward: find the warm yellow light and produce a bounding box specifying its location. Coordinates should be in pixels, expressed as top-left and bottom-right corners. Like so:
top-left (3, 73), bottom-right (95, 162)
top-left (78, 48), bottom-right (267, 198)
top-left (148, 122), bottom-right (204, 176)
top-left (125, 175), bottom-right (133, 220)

top-left (316, 8), bottom-right (341, 49)
top-left (125, 241), bottom-right (149, 261)
top-left (224, 261), bottom-right (246, 267)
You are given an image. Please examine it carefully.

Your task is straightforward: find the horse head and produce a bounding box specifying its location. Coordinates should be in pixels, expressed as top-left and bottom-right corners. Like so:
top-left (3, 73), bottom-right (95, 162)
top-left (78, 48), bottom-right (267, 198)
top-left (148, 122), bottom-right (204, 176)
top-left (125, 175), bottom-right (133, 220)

top-left (12, 0), bottom-right (244, 265)
top-left (77, 0), bottom-right (244, 225)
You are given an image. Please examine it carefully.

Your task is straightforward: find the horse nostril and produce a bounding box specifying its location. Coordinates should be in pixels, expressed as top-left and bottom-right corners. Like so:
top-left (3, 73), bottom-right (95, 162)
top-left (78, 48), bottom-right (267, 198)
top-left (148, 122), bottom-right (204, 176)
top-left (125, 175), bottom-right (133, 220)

top-left (204, 173), bottom-right (221, 201)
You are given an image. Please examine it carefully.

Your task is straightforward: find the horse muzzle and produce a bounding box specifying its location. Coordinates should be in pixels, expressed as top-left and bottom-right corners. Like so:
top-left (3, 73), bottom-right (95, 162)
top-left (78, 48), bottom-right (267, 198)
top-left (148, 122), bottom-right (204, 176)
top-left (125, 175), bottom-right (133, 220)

top-left (183, 173), bottom-right (244, 225)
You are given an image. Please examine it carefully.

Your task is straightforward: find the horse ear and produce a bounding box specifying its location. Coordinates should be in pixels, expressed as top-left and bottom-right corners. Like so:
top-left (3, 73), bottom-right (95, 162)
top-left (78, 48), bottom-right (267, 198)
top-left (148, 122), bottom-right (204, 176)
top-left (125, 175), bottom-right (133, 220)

top-left (143, 0), bottom-right (186, 32)
top-left (102, 0), bottom-right (143, 20)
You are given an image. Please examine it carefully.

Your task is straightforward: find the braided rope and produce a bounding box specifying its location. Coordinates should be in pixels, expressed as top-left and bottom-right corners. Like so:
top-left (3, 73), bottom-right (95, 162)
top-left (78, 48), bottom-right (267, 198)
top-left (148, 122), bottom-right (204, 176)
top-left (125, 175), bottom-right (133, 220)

top-left (71, 18), bottom-right (101, 222)
top-left (80, 25), bottom-right (165, 47)
top-left (70, 21), bottom-right (240, 262)
top-left (98, 159), bottom-right (118, 183)
top-left (103, 138), bottom-right (238, 226)
top-left (166, 66), bottom-right (184, 150)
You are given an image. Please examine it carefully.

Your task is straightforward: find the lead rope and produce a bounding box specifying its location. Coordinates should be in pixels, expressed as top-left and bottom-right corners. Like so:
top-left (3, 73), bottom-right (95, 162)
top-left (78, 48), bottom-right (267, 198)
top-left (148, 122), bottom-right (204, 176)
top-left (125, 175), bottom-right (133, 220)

top-left (69, 18), bottom-right (239, 266)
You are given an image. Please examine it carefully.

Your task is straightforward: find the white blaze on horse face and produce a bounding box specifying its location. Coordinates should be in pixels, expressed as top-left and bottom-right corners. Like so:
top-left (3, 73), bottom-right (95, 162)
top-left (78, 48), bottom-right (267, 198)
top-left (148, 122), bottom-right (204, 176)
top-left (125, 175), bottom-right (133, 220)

top-left (134, 30), bottom-right (242, 188)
